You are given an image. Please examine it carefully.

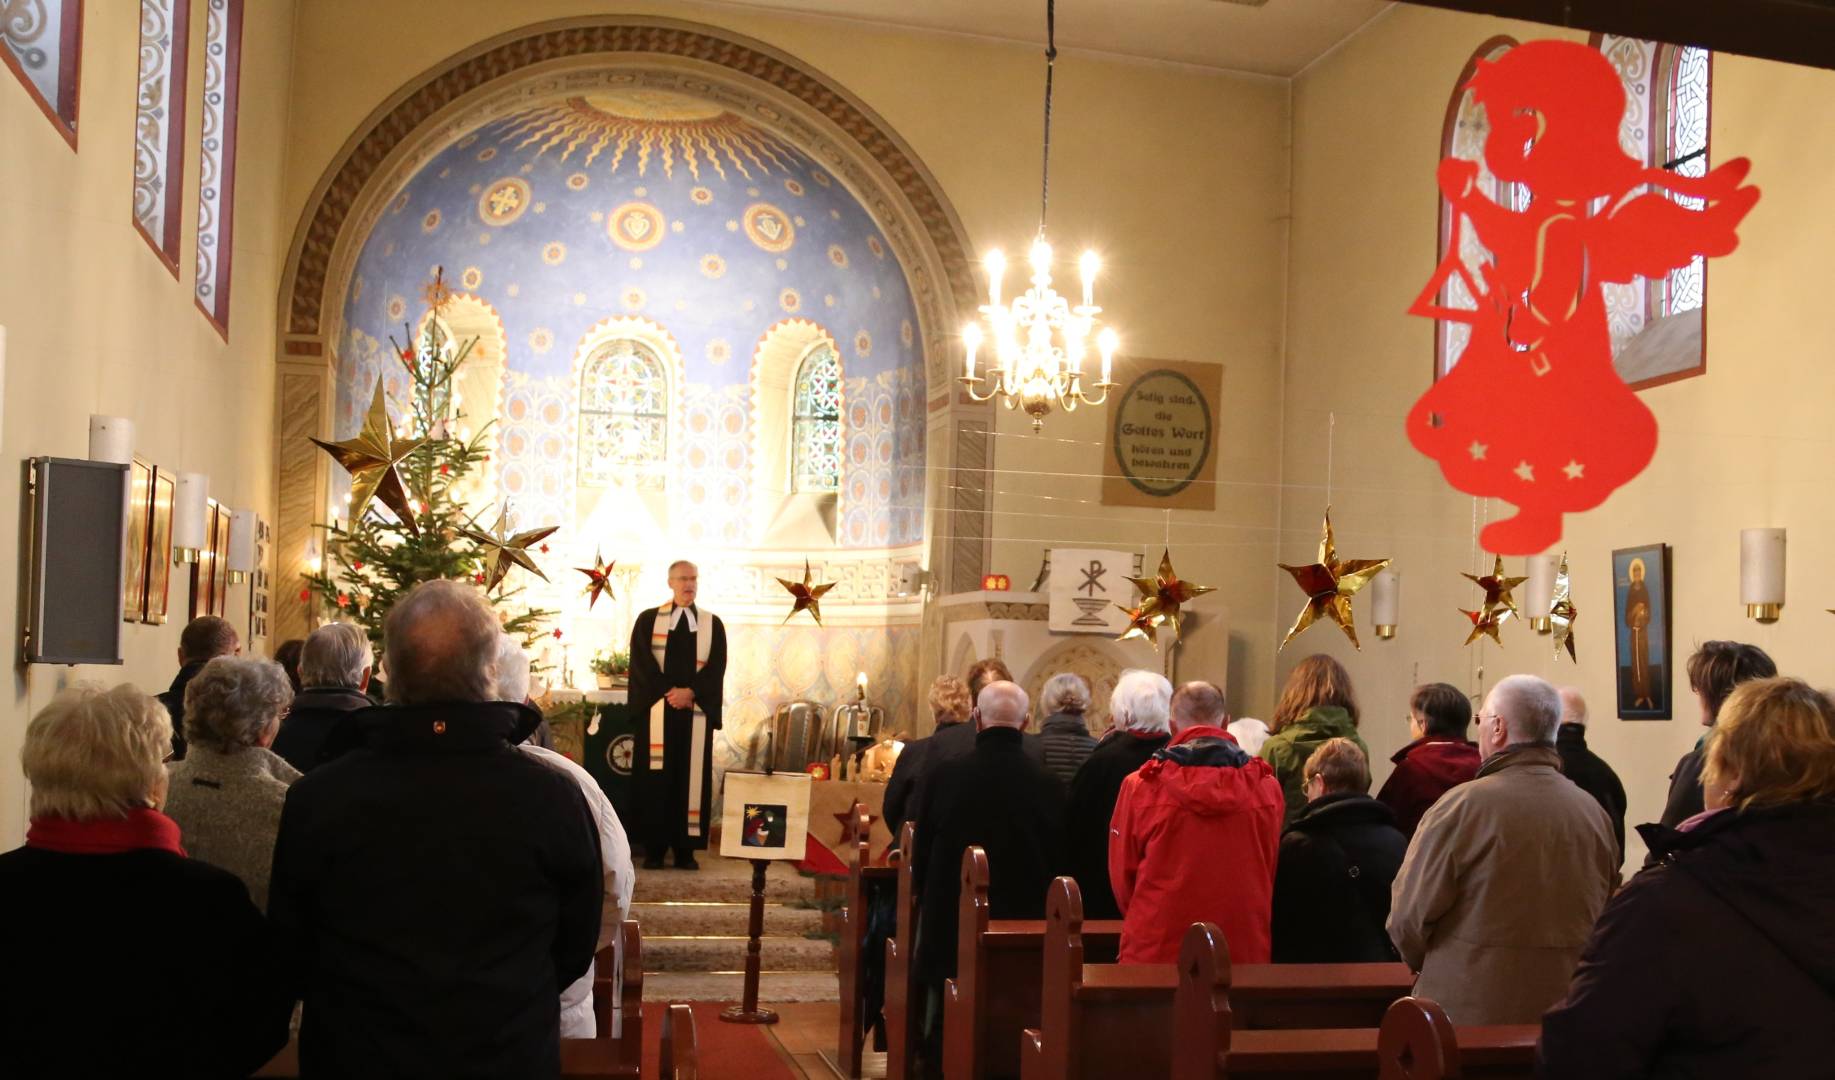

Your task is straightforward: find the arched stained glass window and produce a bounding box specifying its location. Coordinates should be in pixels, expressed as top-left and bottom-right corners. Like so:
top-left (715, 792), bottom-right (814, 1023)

top-left (579, 339), bottom-right (668, 489)
top-left (1661, 45), bottom-right (1710, 315)
top-left (790, 345), bottom-right (841, 494)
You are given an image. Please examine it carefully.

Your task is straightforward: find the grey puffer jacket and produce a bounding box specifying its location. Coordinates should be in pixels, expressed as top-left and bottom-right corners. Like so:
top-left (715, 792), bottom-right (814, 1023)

top-left (1037, 713), bottom-right (1097, 786)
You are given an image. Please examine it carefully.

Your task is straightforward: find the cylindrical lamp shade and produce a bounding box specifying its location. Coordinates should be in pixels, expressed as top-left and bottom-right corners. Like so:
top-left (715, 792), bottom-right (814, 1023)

top-left (1740, 528), bottom-right (1786, 622)
top-left (1371, 569), bottom-right (1400, 640)
top-left (1525, 554), bottom-right (1559, 632)
top-left (173, 473), bottom-right (209, 559)
top-left (87, 416), bottom-right (135, 464)
top-left (227, 508), bottom-right (257, 580)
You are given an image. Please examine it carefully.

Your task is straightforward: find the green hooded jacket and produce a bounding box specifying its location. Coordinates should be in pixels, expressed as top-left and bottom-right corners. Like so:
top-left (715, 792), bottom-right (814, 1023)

top-left (1257, 706), bottom-right (1369, 823)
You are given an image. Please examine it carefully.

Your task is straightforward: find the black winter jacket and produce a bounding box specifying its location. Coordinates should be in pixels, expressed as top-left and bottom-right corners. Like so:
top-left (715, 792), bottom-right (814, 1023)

top-left (884, 719), bottom-right (1045, 839)
top-left (1270, 793), bottom-right (1407, 963)
top-left (1065, 729), bottom-right (1170, 920)
top-left (1538, 802), bottom-right (1835, 1078)
top-left (1556, 723), bottom-right (1628, 868)
top-left (156, 660), bottom-right (208, 760)
top-left (269, 701), bottom-right (604, 1079)
top-left (272, 685), bottom-right (375, 774)
top-left (1037, 713), bottom-right (1098, 786)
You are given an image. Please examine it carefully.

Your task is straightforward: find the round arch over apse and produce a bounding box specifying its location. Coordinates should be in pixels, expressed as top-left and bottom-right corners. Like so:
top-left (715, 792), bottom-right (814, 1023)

top-left (271, 15), bottom-right (993, 643)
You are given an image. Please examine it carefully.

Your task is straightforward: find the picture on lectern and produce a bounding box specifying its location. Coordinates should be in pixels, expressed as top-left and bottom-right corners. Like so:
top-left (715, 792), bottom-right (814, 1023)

top-left (741, 804), bottom-right (788, 848)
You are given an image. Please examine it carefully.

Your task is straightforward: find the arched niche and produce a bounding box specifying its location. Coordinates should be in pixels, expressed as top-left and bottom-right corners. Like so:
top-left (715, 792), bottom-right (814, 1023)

top-left (749, 317), bottom-right (842, 545)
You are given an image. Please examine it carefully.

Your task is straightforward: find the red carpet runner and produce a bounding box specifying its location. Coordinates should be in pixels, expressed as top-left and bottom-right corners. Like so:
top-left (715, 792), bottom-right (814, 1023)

top-left (639, 1001), bottom-right (801, 1078)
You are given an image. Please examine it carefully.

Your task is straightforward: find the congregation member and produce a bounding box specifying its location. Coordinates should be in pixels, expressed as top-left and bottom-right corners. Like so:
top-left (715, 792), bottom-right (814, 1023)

top-left (269, 579), bottom-right (604, 1079)
top-left (1109, 680), bottom-right (1284, 963)
top-left (1259, 655), bottom-right (1369, 823)
top-left (1036, 672), bottom-right (1098, 784)
top-left (272, 621), bottom-right (375, 774)
top-left (274, 637), bottom-right (306, 693)
top-left (163, 656), bottom-right (300, 910)
top-left (1377, 681), bottom-right (1480, 837)
top-left (964, 656), bottom-right (1013, 701)
top-left (156, 614), bottom-right (240, 761)
top-left (0, 685), bottom-right (291, 1077)
top-left (499, 635), bottom-right (636, 1039)
top-left (1555, 687), bottom-right (1628, 868)
top-left (1538, 677), bottom-right (1835, 1077)
top-left (1388, 675), bottom-right (1617, 1025)
top-left (1658, 640), bottom-right (1776, 829)
top-left (883, 674), bottom-right (973, 837)
top-left (1271, 738), bottom-right (1406, 963)
top-left (1064, 668), bottom-right (1172, 919)
top-left (911, 681), bottom-right (1065, 1074)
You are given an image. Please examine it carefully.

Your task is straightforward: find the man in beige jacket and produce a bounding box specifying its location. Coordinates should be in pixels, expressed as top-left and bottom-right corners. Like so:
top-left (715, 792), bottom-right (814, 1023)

top-left (1386, 674), bottom-right (1616, 1025)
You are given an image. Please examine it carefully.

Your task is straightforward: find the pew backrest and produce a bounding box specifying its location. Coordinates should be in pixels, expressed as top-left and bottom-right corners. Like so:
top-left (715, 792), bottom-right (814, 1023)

top-left (660, 1003), bottom-right (700, 1080)
top-left (884, 820), bottom-right (918, 1080)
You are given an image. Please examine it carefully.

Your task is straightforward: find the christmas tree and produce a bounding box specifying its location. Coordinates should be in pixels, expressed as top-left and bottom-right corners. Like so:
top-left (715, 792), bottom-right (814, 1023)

top-left (303, 271), bottom-right (557, 662)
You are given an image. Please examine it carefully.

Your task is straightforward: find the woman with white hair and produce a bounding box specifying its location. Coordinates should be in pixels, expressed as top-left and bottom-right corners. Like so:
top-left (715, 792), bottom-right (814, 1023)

top-left (0, 684), bottom-right (292, 1076)
top-left (272, 621), bottom-right (375, 773)
top-left (1037, 673), bottom-right (1097, 784)
top-left (1063, 669), bottom-right (1173, 919)
top-left (164, 656), bottom-right (300, 910)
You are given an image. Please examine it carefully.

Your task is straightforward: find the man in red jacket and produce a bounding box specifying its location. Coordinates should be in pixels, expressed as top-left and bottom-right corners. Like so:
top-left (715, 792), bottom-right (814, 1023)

top-left (1376, 682), bottom-right (1481, 837)
top-left (1108, 680), bottom-right (1285, 964)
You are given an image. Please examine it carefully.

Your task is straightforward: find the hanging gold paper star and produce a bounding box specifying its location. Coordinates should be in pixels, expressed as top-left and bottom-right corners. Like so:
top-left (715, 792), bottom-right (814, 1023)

top-left (777, 560), bottom-right (837, 625)
top-left (456, 509), bottom-right (558, 592)
top-left (310, 381), bottom-right (428, 534)
top-left (1462, 607), bottom-right (1505, 646)
top-left (1550, 553), bottom-right (1578, 662)
top-left (576, 550), bottom-right (616, 610)
top-left (1128, 550), bottom-right (1215, 641)
top-left (1115, 603), bottom-right (1161, 645)
top-left (1279, 509), bottom-right (1391, 650)
top-left (1462, 555), bottom-right (1529, 622)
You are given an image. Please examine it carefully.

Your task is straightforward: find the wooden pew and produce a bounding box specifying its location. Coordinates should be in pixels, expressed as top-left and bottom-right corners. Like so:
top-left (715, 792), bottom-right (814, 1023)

top-left (1377, 997), bottom-right (1538, 1080)
top-left (660, 1003), bottom-right (700, 1080)
top-left (883, 821), bottom-right (918, 1080)
top-left (943, 846), bottom-right (1124, 1079)
top-left (834, 800), bottom-right (899, 1077)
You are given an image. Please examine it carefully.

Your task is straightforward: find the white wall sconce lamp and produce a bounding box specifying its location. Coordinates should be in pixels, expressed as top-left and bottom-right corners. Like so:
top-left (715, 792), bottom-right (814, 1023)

top-left (1741, 527), bottom-right (1786, 623)
top-left (1524, 554), bottom-right (1559, 633)
top-left (1371, 568), bottom-right (1400, 640)
top-left (173, 473), bottom-right (209, 564)
top-left (227, 509), bottom-right (256, 585)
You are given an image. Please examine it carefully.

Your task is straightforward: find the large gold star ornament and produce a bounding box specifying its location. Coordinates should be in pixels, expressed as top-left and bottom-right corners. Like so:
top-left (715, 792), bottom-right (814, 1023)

top-left (1115, 603), bottom-right (1161, 646)
top-left (576, 550), bottom-right (616, 610)
top-left (310, 382), bottom-right (429, 534)
top-left (1279, 509), bottom-right (1391, 650)
top-left (456, 510), bottom-right (558, 592)
top-left (1463, 555), bottom-right (1529, 622)
top-left (1128, 551), bottom-right (1216, 642)
top-left (1462, 607), bottom-right (1505, 647)
top-left (777, 560), bottom-right (837, 626)
top-left (1550, 553), bottom-right (1578, 662)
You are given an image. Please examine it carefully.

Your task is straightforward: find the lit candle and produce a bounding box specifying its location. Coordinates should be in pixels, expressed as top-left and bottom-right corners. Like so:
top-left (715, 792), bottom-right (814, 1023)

top-left (857, 671), bottom-right (869, 697)
top-left (1030, 238), bottom-right (1052, 277)
top-left (1079, 250), bottom-right (1099, 307)
top-left (962, 322), bottom-right (982, 379)
top-left (1098, 327), bottom-right (1119, 384)
top-left (985, 250), bottom-right (1006, 307)
top-left (305, 539), bottom-right (321, 575)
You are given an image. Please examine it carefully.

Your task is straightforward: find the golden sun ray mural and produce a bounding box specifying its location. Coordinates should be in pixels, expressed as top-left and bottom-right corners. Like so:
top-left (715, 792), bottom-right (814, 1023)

top-left (495, 89), bottom-right (803, 180)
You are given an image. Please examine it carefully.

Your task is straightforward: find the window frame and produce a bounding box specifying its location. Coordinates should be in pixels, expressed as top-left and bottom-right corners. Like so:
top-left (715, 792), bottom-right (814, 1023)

top-left (132, 0), bottom-right (191, 275)
top-left (193, 0), bottom-right (243, 338)
top-left (788, 341), bottom-right (843, 495)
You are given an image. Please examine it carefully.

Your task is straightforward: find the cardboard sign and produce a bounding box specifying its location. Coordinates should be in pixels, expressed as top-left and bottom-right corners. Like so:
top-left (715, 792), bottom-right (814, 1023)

top-left (1101, 359), bottom-right (1222, 510)
top-left (719, 771), bottom-right (813, 861)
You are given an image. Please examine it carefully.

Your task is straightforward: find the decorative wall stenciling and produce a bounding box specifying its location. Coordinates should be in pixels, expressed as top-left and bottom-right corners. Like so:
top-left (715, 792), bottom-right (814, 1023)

top-left (1, 0), bottom-right (81, 146)
top-left (133, 0), bottom-right (190, 271)
top-left (194, 0), bottom-right (243, 334)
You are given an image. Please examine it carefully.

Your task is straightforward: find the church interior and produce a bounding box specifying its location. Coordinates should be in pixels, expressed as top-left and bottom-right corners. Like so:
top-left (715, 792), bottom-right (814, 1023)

top-left (3, 0), bottom-right (1833, 1076)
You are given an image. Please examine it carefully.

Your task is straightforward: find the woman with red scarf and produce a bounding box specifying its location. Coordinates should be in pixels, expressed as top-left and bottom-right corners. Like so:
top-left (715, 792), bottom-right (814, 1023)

top-left (0, 684), bottom-right (292, 1078)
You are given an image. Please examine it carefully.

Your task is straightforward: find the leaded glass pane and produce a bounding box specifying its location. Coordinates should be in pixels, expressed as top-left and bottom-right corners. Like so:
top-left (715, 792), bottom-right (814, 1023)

top-left (578, 339), bottom-right (667, 489)
top-left (791, 345), bottom-right (841, 494)
top-left (1665, 46), bottom-right (1710, 315)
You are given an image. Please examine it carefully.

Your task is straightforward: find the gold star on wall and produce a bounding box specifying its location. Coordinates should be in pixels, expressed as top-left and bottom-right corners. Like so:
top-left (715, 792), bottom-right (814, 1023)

top-left (310, 381), bottom-right (428, 534)
top-left (777, 560), bottom-right (837, 626)
top-left (1278, 509), bottom-right (1391, 651)
top-left (1127, 550), bottom-right (1215, 642)
top-left (456, 509), bottom-right (558, 592)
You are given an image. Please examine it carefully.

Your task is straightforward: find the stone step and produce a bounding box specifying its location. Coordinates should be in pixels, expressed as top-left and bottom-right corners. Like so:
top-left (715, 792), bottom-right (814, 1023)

top-left (631, 900), bottom-right (824, 938)
top-left (643, 971), bottom-right (840, 1004)
top-left (644, 934), bottom-right (836, 973)
top-left (632, 857), bottom-right (818, 905)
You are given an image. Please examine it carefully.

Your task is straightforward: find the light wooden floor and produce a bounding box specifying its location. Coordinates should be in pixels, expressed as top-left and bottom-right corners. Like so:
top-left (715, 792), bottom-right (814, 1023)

top-left (762, 1001), bottom-right (851, 1078)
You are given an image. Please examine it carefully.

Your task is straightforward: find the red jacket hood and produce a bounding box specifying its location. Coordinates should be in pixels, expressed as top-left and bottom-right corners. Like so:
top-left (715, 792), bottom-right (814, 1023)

top-left (1390, 737), bottom-right (1481, 786)
top-left (1137, 727), bottom-right (1280, 817)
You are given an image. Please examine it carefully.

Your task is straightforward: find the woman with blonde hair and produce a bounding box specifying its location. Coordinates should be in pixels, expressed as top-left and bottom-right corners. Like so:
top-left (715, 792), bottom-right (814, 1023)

top-left (1258, 655), bottom-right (1368, 823)
top-left (1540, 677), bottom-right (1835, 1076)
top-left (884, 675), bottom-right (977, 835)
top-left (0, 684), bottom-right (292, 1076)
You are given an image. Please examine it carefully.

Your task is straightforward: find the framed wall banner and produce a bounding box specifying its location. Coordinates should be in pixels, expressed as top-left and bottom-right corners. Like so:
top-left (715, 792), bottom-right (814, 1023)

top-left (1612, 543), bottom-right (1672, 720)
top-left (250, 516), bottom-right (271, 643)
top-left (123, 459), bottom-right (154, 621)
top-left (210, 504), bottom-right (231, 617)
top-left (1101, 358), bottom-right (1222, 510)
top-left (145, 467), bottom-right (176, 625)
top-left (1046, 548), bottom-right (1137, 634)
top-left (718, 771), bottom-right (813, 861)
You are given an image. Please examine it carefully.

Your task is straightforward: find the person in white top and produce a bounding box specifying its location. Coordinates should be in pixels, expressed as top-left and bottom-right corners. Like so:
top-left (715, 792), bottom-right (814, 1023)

top-left (496, 634), bottom-right (636, 1038)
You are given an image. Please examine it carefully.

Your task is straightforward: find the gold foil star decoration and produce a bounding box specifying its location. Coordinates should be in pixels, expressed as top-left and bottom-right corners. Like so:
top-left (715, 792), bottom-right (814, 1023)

top-left (1279, 509), bottom-right (1391, 650)
top-left (456, 509), bottom-right (558, 592)
top-left (1115, 603), bottom-right (1161, 646)
top-left (1463, 555), bottom-right (1529, 623)
top-left (310, 381), bottom-right (428, 534)
top-left (777, 560), bottom-right (837, 626)
top-left (1128, 550), bottom-right (1216, 642)
top-left (576, 550), bottom-right (616, 610)
top-left (1550, 553), bottom-right (1578, 662)
top-left (1462, 607), bottom-right (1505, 647)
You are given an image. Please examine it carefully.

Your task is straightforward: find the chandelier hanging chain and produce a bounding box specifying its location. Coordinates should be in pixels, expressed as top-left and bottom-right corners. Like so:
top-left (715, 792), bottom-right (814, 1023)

top-left (1041, 0), bottom-right (1056, 232)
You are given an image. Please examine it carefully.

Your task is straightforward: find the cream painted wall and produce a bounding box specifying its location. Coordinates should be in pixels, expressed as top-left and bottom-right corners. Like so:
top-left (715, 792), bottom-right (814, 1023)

top-left (0, 1), bottom-right (299, 846)
top-left (1283, 5), bottom-right (1835, 865)
top-left (279, 1), bottom-right (1294, 716)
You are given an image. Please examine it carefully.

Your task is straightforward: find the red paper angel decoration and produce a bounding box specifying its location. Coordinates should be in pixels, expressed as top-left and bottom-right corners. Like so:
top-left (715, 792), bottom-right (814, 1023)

top-left (1407, 40), bottom-right (1759, 554)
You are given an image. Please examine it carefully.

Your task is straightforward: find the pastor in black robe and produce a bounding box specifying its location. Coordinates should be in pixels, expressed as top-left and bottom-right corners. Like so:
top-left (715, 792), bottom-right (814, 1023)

top-left (627, 604), bottom-right (727, 857)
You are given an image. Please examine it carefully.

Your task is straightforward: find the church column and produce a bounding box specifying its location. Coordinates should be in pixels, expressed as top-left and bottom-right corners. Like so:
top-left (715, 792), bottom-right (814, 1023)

top-left (273, 338), bottom-right (332, 643)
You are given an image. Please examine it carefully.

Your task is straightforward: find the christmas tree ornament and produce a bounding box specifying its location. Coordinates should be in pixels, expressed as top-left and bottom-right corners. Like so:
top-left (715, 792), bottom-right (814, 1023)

top-left (1279, 509), bottom-right (1391, 651)
top-left (1405, 40), bottom-right (1760, 553)
top-left (1463, 555), bottom-right (1529, 623)
top-left (310, 381), bottom-right (428, 534)
top-left (1115, 603), bottom-right (1161, 646)
top-left (1128, 550), bottom-right (1215, 641)
top-left (1462, 607), bottom-right (1505, 647)
top-left (777, 560), bottom-right (837, 625)
top-left (1550, 553), bottom-right (1578, 662)
top-left (576, 551), bottom-right (617, 610)
top-left (457, 510), bottom-right (559, 592)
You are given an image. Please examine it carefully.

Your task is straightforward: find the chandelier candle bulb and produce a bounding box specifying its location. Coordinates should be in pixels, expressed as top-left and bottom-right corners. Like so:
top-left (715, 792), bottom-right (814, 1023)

top-left (1079, 250), bottom-right (1098, 308)
top-left (1525, 554), bottom-right (1559, 632)
top-left (1740, 527), bottom-right (1786, 622)
top-left (962, 323), bottom-right (982, 380)
top-left (1098, 327), bottom-right (1118, 386)
top-left (986, 250), bottom-right (1005, 307)
top-left (1372, 568), bottom-right (1401, 640)
top-left (1030, 238), bottom-right (1052, 277)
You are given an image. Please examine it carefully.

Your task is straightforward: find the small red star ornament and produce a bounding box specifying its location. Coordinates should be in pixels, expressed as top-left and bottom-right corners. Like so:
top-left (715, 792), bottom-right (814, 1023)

top-left (577, 551), bottom-right (617, 610)
top-left (777, 560), bottom-right (838, 625)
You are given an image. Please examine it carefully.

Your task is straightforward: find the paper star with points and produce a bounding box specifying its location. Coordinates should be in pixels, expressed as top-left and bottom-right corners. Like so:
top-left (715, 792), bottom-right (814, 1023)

top-left (777, 560), bottom-right (837, 625)
top-left (1463, 555), bottom-right (1529, 622)
top-left (1115, 603), bottom-right (1162, 646)
top-left (456, 509), bottom-right (558, 592)
top-left (1278, 509), bottom-right (1391, 651)
top-left (1550, 553), bottom-right (1578, 662)
top-left (576, 550), bottom-right (616, 610)
top-left (1462, 607), bottom-right (1505, 646)
top-left (310, 381), bottom-right (429, 534)
top-left (1128, 550), bottom-right (1215, 641)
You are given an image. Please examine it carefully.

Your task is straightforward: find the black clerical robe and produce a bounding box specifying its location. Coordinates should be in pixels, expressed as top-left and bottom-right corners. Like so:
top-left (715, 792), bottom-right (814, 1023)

top-left (627, 603), bottom-right (727, 855)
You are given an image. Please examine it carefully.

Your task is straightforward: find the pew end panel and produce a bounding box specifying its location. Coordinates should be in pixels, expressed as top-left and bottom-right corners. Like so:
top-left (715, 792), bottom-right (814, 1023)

top-left (884, 820), bottom-right (918, 1080)
top-left (660, 1002), bottom-right (700, 1079)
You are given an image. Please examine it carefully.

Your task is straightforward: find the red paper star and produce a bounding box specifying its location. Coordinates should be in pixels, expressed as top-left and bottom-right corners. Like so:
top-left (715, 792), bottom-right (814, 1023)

top-left (576, 550), bottom-right (617, 610)
top-left (777, 560), bottom-right (837, 626)
top-left (1462, 607), bottom-right (1505, 646)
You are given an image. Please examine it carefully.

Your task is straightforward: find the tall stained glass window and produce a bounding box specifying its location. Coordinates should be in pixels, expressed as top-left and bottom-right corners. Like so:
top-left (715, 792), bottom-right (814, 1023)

top-left (579, 339), bottom-right (668, 489)
top-left (790, 345), bottom-right (842, 494)
top-left (194, 0), bottom-right (243, 335)
top-left (134, 0), bottom-right (190, 272)
top-left (1662, 46), bottom-right (1710, 315)
top-left (1, 0), bottom-right (83, 146)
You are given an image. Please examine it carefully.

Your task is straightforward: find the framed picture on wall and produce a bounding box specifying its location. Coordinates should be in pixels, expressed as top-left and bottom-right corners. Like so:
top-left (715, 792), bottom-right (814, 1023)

top-left (123, 459), bottom-right (153, 621)
top-left (145, 468), bottom-right (176, 625)
top-left (1612, 543), bottom-right (1672, 720)
top-left (210, 504), bottom-right (231, 617)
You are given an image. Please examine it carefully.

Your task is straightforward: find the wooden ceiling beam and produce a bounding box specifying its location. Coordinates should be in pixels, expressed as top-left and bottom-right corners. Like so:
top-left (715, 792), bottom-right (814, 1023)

top-left (1400, 0), bottom-right (1835, 71)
